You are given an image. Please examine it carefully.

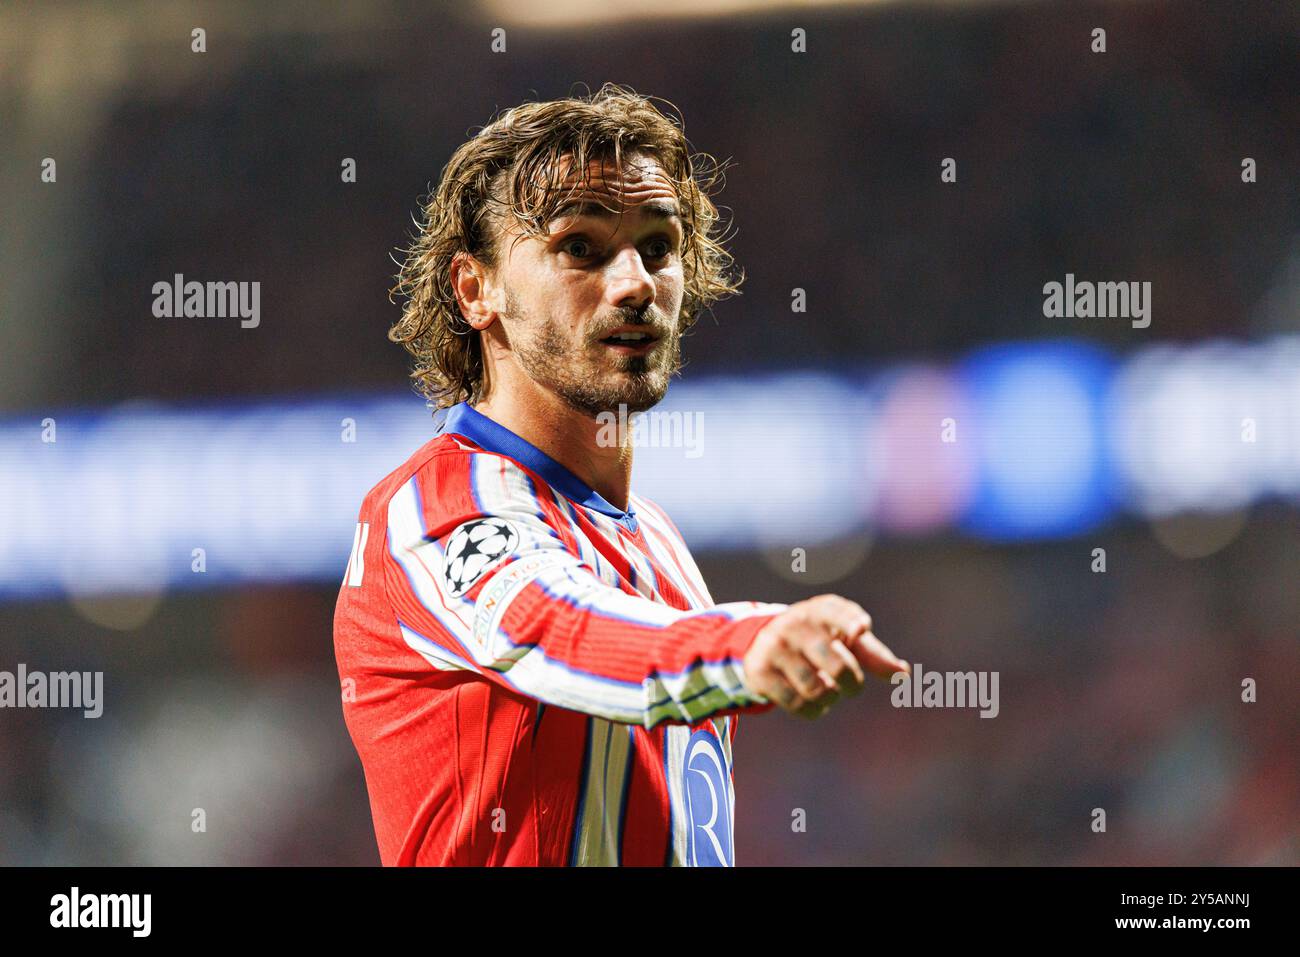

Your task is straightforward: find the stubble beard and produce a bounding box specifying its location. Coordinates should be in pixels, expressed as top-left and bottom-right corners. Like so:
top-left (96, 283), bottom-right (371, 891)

top-left (506, 290), bottom-right (682, 418)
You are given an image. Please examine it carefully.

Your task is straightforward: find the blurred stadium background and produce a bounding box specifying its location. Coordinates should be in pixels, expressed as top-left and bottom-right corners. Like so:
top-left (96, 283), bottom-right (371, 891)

top-left (1, 0), bottom-right (1297, 864)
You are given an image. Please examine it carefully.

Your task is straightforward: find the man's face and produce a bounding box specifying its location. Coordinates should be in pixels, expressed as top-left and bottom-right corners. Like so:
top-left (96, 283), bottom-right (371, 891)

top-left (489, 153), bottom-right (686, 417)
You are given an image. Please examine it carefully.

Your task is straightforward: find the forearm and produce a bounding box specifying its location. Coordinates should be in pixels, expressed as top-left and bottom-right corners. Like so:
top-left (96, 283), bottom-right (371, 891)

top-left (474, 553), bottom-right (786, 726)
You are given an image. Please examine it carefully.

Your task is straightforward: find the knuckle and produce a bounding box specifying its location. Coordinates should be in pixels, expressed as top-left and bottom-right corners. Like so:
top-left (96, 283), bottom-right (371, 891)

top-left (792, 668), bottom-right (820, 692)
top-left (754, 668), bottom-right (782, 695)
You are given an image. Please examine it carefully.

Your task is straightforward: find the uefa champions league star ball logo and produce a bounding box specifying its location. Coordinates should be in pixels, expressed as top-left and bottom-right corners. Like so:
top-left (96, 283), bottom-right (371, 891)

top-left (442, 518), bottom-right (520, 597)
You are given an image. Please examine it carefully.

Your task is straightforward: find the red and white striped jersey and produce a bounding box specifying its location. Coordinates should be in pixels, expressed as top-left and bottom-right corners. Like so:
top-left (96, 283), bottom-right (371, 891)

top-left (334, 401), bottom-right (787, 866)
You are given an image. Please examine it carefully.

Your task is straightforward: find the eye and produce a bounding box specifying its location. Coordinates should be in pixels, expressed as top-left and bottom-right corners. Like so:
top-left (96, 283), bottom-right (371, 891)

top-left (644, 238), bottom-right (675, 259)
top-left (560, 237), bottom-right (597, 259)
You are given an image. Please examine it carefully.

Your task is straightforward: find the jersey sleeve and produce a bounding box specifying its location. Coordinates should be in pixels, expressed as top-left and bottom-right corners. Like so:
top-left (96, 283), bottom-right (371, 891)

top-left (382, 448), bottom-right (785, 729)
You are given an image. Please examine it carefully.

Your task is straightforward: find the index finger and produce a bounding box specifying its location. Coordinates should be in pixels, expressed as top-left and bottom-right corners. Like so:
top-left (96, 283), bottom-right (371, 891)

top-left (847, 631), bottom-right (910, 681)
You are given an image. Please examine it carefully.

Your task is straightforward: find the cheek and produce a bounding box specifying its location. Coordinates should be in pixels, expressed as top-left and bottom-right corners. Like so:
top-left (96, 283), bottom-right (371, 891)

top-left (659, 268), bottom-right (685, 305)
top-left (550, 268), bottom-right (601, 305)
top-left (520, 271), bottom-right (576, 323)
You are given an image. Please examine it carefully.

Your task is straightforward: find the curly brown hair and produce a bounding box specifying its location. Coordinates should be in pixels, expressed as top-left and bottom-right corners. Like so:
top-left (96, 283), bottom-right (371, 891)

top-left (388, 82), bottom-right (744, 410)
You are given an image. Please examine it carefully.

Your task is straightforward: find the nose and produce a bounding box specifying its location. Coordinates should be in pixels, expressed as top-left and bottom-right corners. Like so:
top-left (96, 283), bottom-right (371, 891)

top-left (604, 244), bottom-right (655, 311)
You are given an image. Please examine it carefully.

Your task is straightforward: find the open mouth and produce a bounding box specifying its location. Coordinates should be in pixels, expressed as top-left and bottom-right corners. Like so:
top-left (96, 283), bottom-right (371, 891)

top-left (599, 330), bottom-right (660, 354)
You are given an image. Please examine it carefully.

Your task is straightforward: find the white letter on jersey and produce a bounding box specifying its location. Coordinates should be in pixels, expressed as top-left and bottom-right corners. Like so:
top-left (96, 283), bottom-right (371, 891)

top-left (346, 522), bottom-right (370, 587)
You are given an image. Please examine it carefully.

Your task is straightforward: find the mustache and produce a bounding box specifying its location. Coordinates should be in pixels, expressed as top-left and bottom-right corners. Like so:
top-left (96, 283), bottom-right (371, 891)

top-left (590, 310), bottom-right (672, 340)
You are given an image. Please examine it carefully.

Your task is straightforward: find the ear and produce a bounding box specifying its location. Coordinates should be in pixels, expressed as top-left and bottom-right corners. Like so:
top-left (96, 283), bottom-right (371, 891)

top-left (451, 252), bottom-right (498, 331)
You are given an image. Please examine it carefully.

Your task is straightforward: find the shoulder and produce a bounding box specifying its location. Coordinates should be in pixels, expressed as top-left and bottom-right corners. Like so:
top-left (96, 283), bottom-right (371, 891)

top-left (364, 433), bottom-right (563, 545)
top-left (352, 431), bottom-right (462, 527)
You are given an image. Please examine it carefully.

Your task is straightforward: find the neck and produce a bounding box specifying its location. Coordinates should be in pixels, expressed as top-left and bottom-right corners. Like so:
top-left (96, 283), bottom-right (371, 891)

top-left (473, 383), bottom-right (634, 513)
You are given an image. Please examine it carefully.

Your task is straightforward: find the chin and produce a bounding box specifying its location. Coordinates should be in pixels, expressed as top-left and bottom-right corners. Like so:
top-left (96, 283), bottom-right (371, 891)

top-left (612, 376), bottom-right (671, 414)
top-left (612, 395), bottom-right (663, 415)
top-left (559, 378), bottom-right (669, 419)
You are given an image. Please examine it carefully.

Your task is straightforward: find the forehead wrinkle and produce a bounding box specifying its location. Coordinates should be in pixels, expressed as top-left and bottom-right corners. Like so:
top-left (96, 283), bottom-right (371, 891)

top-left (547, 199), bottom-right (682, 232)
top-left (551, 154), bottom-right (676, 206)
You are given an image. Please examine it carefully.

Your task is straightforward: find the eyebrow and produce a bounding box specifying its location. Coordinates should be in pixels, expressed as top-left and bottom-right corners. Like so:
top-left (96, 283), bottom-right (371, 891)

top-left (546, 199), bottom-right (682, 228)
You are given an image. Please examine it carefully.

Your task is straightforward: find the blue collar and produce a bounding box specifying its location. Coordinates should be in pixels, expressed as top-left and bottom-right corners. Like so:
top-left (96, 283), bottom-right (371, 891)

top-left (439, 402), bottom-right (639, 532)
